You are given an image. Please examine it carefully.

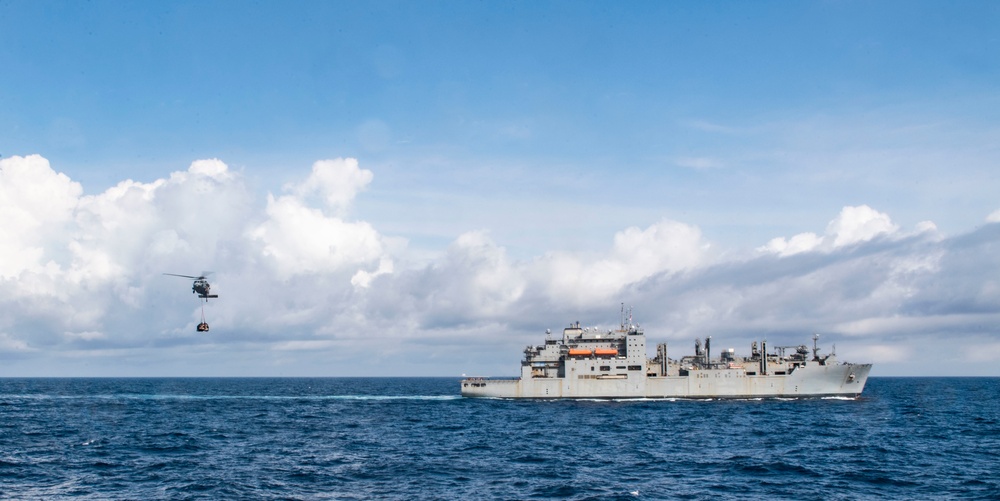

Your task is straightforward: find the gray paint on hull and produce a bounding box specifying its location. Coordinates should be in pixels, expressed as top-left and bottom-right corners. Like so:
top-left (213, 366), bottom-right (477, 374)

top-left (461, 318), bottom-right (873, 399)
top-left (462, 363), bottom-right (871, 399)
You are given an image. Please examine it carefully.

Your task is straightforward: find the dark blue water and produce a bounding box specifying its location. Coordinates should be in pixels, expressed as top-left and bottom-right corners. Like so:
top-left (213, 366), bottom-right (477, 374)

top-left (1, 378), bottom-right (997, 500)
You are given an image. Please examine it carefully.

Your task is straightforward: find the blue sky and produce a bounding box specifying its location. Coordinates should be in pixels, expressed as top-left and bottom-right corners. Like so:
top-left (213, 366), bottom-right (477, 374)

top-left (1, 1), bottom-right (999, 376)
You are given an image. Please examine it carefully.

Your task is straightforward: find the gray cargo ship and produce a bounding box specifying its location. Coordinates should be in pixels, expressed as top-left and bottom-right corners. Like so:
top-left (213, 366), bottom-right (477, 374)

top-left (461, 309), bottom-right (872, 399)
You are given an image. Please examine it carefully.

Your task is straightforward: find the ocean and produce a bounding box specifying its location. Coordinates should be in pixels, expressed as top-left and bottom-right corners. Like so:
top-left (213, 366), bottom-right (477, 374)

top-left (0, 377), bottom-right (997, 500)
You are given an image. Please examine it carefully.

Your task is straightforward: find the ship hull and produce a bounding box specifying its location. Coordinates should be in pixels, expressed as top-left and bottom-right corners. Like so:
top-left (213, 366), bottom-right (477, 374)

top-left (461, 362), bottom-right (872, 399)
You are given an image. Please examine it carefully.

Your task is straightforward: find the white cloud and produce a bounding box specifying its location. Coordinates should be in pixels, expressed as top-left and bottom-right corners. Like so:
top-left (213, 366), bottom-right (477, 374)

top-left (351, 257), bottom-right (394, 288)
top-left (247, 157), bottom-right (393, 287)
top-left (370, 230), bottom-right (526, 328)
top-left (528, 219), bottom-right (709, 306)
top-left (0, 155), bottom-right (82, 279)
top-left (188, 158), bottom-right (232, 180)
top-left (250, 194), bottom-right (386, 277)
top-left (0, 156), bottom-right (257, 336)
top-left (761, 204), bottom-right (900, 256)
top-left (827, 205), bottom-right (899, 247)
top-left (988, 209), bottom-right (1000, 223)
top-left (287, 158), bottom-right (373, 212)
top-left (1, 154), bottom-right (999, 376)
top-left (762, 232), bottom-right (823, 257)
top-left (609, 219), bottom-right (708, 278)
top-left (915, 220), bottom-right (938, 234)
top-left (435, 231), bottom-right (525, 316)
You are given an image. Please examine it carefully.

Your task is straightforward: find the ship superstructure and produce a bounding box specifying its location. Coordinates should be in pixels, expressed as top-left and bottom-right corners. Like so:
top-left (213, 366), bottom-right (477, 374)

top-left (461, 309), bottom-right (872, 399)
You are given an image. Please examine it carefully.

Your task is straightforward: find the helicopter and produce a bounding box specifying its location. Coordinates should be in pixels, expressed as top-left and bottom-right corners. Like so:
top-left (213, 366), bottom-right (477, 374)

top-left (163, 273), bottom-right (219, 299)
top-left (164, 272), bottom-right (218, 332)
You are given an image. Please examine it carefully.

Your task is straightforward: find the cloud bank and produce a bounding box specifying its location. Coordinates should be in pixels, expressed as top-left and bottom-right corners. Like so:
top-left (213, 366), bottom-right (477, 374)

top-left (1, 155), bottom-right (998, 376)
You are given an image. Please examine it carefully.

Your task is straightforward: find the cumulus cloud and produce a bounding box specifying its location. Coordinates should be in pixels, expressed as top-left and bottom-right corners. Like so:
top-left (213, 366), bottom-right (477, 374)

top-left (1, 154), bottom-right (999, 376)
top-left (0, 155), bottom-right (81, 279)
top-left (286, 158), bottom-right (373, 212)
top-left (250, 194), bottom-right (385, 276)
top-left (413, 230), bottom-right (526, 324)
top-left (527, 219), bottom-right (709, 306)
top-left (0, 155), bottom-right (260, 340)
top-left (761, 205), bottom-right (901, 256)
top-left (250, 157), bottom-right (393, 296)
top-left (827, 205), bottom-right (899, 247)
top-left (0, 155), bottom-right (391, 342)
top-left (630, 218), bottom-right (1000, 374)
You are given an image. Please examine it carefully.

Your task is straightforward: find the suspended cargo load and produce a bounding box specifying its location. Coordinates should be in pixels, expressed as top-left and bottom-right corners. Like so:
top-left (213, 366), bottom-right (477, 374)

top-left (196, 304), bottom-right (210, 332)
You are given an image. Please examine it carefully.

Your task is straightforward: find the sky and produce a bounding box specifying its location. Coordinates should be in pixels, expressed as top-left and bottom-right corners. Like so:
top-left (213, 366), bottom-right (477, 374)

top-left (1, 1), bottom-right (999, 377)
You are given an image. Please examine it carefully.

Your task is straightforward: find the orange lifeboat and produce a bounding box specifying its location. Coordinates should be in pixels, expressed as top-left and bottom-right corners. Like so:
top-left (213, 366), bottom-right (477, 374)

top-left (594, 348), bottom-right (618, 356)
top-left (568, 348), bottom-right (592, 357)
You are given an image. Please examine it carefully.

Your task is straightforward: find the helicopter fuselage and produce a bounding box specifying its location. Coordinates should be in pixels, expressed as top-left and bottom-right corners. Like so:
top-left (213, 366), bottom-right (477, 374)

top-left (192, 279), bottom-right (217, 298)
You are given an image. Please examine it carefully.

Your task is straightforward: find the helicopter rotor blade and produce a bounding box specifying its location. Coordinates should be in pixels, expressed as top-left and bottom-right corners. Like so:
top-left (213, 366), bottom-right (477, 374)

top-left (163, 273), bottom-right (202, 279)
